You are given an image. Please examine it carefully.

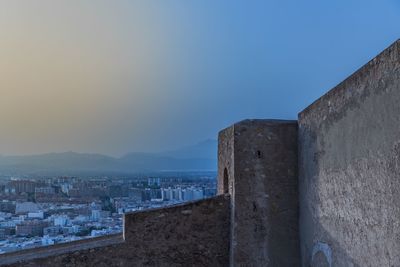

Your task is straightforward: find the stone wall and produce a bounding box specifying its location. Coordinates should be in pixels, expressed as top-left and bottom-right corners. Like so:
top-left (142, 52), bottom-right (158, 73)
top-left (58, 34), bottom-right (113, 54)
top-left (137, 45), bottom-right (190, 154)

top-left (1, 195), bottom-right (230, 267)
top-left (298, 40), bottom-right (400, 266)
top-left (218, 120), bottom-right (300, 267)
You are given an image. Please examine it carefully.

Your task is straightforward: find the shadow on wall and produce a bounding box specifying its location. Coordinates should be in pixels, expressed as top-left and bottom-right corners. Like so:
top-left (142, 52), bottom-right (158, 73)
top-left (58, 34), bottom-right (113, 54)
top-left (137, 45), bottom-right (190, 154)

top-left (299, 126), bottom-right (359, 267)
top-left (223, 168), bottom-right (229, 194)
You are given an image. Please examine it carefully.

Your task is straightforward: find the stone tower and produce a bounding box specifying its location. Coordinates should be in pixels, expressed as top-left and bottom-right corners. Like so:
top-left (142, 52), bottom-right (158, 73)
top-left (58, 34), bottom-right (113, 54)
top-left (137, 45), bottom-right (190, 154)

top-left (218, 119), bottom-right (300, 266)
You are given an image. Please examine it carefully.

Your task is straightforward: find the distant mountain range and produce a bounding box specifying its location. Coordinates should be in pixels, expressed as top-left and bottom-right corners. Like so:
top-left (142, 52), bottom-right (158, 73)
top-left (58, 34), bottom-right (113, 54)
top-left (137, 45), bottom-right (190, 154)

top-left (0, 139), bottom-right (217, 176)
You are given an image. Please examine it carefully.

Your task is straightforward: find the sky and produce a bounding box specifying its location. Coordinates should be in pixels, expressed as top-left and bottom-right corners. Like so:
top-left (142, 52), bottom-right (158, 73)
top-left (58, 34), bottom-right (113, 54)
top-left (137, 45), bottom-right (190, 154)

top-left (0, 0), bottom-right (399, 156)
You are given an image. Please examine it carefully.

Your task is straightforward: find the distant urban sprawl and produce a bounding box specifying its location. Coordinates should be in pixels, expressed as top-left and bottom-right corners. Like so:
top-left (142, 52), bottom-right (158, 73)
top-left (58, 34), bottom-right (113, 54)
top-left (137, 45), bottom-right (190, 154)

top-left (0, 173), bottom-right (216, 253)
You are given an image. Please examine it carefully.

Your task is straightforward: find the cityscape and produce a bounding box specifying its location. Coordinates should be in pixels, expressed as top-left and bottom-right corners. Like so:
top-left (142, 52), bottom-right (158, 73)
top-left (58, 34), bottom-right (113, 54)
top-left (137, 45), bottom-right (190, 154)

top-left (0, 173), bottom-right (216, 254)
top-left (0, 1), bottom-right (396, 266)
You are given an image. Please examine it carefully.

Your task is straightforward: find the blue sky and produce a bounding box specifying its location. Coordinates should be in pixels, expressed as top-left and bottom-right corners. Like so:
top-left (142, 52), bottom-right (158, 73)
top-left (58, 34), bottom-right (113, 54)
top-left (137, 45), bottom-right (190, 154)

top-left (0, 1), bottom-right (399, 155)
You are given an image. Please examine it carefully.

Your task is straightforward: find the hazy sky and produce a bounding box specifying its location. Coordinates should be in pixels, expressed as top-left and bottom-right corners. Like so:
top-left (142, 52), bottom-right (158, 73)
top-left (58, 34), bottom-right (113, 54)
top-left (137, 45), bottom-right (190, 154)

top-left (0, 1), bottom-right (399, 156)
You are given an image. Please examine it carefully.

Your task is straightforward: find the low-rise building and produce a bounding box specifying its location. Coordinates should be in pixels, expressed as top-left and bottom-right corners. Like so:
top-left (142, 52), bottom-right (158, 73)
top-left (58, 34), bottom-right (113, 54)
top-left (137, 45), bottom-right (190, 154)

top-left (16, 220), bottom-right (48, 237)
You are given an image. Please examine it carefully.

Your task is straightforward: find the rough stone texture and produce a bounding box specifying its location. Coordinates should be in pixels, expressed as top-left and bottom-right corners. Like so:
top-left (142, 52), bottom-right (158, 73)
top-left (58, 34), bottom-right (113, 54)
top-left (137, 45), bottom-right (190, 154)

top-left (299, 39), bottom-right (400, 266)
top-left (218, 125), bottom-right (234, 196)
top-left (123, 195), bottom-right (230, 266)
top-left (218, 120), bottom-right (300, 267)
top-left (1, 195), bottom-right (230, 267)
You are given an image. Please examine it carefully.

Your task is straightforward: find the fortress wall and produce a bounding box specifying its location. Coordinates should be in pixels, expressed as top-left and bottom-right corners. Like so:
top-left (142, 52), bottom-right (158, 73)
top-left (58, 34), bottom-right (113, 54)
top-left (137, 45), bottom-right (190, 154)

top-left (2, 195), bottom-right (230, 267)
top-left (298, 40), bottom-right (400, 266)
top-left (218, 120), bottom-right (299, 267)
top-left (123, 194), bottom-right (230, 266)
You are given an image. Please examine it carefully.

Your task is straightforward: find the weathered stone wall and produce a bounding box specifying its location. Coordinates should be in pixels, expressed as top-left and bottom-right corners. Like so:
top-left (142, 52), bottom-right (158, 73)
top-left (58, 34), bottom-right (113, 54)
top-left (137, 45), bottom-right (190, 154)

top-left (1, 195), bottom-right (230, 267)
top-left (123, 195), bottom-right (230, 266)
top-left (217, 124), bottom-right (235, 265)
top-left (218, 120), bottom-right (300, 267)
top-left (218, 125), bottom-right (234, 196)
top-left (298, 40), bottom-right (400, 266)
